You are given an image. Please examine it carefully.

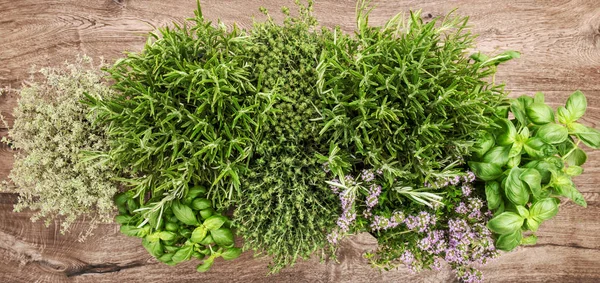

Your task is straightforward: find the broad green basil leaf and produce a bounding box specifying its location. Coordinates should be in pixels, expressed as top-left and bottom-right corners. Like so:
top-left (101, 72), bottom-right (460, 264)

top-left (536, 123), bottom-right (568, 144)
top-left (505, 167), bottom-right (529, 205)
top-left (509, 142), bottom-right (523, 158)
top-left (188, 185), bottom-right (207, 198)
top-left (554, 184), bottom-right (587, 208)
top-left (565, 90), bottom-right (586, 122)
top-left (482, 146), bottom-right (511, 167)
top-left (495, 105), bottom-right (510, 118)
top-left (485, 181), bottom-right (502, 210)
top-left (529, 197), bottom-right (559, 221)
top-left (196, 257), bottom-right (214, 272)
top-left (518, 95), bottom-right (534, 108)
top-left (148, 210), bottom-right (160, 229)
top-left (494, 201), bottom-right (506, 216)
top-left (565, 148), bottom-right (587, 166)
top-left (142, 238), bottom-right (164, 258)
top-left (203, 215), bottom-right (227, 231)
top-left (510, 99), bottom-right (528, 126)
top-left (172, 201), bottom-right (199, 226)
top-left (192, 251), bottom-right (205, 260)
top-left (526, 103), bottom-right (555, 125)
top-left (120, 225), bottom-right (143, 237)
top-left (164, 245), bottom-right (179, 252)
top-left (507, 154), bottom-right (521, 168)
top-left (158, 253), bottom-right (174, 263)
top-left (557, 106), bottom-right (571, 125)
top-left (521, 234), bottom-right (538, 245)
top-left (473, 132), bottom-right (495, 157)
top-left (126, 198), bottom-right (139, 213)
top-left (469, 162), bottom-right (503, 181)
top-left (497, 119), bottom-right (517, 145)
top-left (192, 198), bottom-right (212, 211)
top-left (115, 215), bottom-right (133, 225)
top-left (487, 212), bottom-right (524, 234)
top-left (520, 168), bottom-right (542, 199)
top-left (221, 247), bottom-right (243, 260)
top-left (526, 217), bottom-right (540, 232)
top-left (533, 92), bottom-right (545, 104)
top-left (496, 230), bottom-right (523, 251)
top-left (515, 205), bottom-right (529, 218)
top-left (158, 231), bottom-right (177, 241)
top-left (146, 233), bottom-right (160, 242)
top-left (172, 244), bottom-right (194, 264)
top-left (211, 228), bottom-right (235, 247)
top-left (571, 122), bottom-right (600, 149)
top-left (199, 234), bottom-right (214, 245)
top-left (191, 225), bottom-right (208, 243)
top-left (566, 165), bottom-right (583, 176)
top-left (199, 208), bottom-right (214, 220)
top-left (524, 137), bottom-right (551, 159)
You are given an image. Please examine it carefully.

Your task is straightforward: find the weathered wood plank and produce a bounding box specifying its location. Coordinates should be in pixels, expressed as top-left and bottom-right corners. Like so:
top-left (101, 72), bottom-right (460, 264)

top-left (1, 0), bottom-right (600, 282)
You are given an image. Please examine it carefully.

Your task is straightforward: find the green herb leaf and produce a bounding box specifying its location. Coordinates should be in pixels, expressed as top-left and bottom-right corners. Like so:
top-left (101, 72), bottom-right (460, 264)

top-left (529, 197), bottom-right (559, 221)
top-left (496, 230), bottom-right (523, 251)
top-left (566, 165), bottom-right (583, 176)
top-left (158, 231), bottom-right (177, 241)
top-left (526, 217), bottom-right (540, 232)
top-left (526, 102), bottom-right (555, 125)
top-left (192, 198), bottom-right (212, 211)
top-left (142, 238), bottom-right (164, 258)
top-left (221, 247), bottom-right (243, 260)
top-left (203, 215), bottom-right (227, 231)
top-left (536, 123), bottom-right (568, 144)
top-left (191, 225), bottom-right (208, 243)
top-left (487, 212), bottom-right (524, 234)
top-left (211, 228), bottom-right (235, 247)
top-left (485, 181), bottom-right (502, 210)
top-left (564, 148), bottom-right (587, 166)
top-left (172, 244), bottom-right (194, 264)
top-left (482, 146), bottom-right (510, 167)
top-left (565, 90), bottom-right (587, 122)
top-left (497, 119), bottom-right (517, 146)
top-left (519, 168), bottom-right (542, 199)
top-left (469, 162), bottom-right (503, 181)
top-left (515, 205), bottom-right (529, 218)
top-left (571, 123), bottom-right (600, 149)
top-left (473, 132), bottom-right (495, 157)
top-left (521, 234), bottom-right (538, 245)
top-left (172, 201), bottom-right (199, 226)
top-left (505, 167), bottom-right (530, 205)
top-left (199, 209), bottom-right (214, 220)
top-left (196, 257), bottom-right (214, 272)
top-left (557, 106), bottom-right (571, 125)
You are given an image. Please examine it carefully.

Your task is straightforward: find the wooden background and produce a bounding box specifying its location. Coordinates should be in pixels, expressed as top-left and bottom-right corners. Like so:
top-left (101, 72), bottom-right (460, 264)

top-left (1, 0), bottom-right (599, 282)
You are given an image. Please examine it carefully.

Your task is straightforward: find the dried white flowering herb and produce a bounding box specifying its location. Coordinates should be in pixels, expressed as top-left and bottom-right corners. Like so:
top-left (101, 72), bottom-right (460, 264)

top-left (2, 56), bottom-right (118, 239)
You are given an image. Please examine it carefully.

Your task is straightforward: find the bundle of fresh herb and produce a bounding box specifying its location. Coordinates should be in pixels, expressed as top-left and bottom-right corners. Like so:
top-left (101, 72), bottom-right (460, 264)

top-left (233, 2), bottom-right (339, 272)
top-left (85, 3), bottom-right (275, 216)
top-left (314, 3), bottom-right (518, 280)
top-left (469, 91), bottom-right (600, 251)
top-left (1, 56), bottom-right (118, 239)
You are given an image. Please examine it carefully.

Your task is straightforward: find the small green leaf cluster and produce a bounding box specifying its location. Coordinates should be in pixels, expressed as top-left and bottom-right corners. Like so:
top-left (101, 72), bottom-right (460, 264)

top-left (115, 186), bottom-right (241, 271)
top-left (469, 91), bottom-right (600, 251)
top-left (1, 57), bottom-right (118, 238)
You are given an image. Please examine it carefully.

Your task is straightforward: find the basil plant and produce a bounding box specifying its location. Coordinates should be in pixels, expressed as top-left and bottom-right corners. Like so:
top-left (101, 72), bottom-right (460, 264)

top-left (468, 91), bottom-right (600, 251)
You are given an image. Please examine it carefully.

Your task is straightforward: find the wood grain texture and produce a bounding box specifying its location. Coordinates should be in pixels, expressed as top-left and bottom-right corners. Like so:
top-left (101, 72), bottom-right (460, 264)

top-left (0, 0), bottom-right (599, 282)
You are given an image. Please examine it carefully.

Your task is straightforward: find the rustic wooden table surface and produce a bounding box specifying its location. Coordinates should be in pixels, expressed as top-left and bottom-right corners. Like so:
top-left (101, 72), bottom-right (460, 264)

top-left (1, 0), bottom-right (599, 282)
